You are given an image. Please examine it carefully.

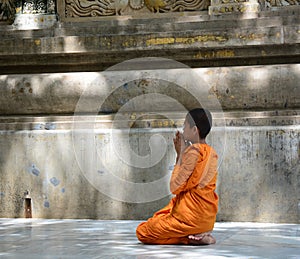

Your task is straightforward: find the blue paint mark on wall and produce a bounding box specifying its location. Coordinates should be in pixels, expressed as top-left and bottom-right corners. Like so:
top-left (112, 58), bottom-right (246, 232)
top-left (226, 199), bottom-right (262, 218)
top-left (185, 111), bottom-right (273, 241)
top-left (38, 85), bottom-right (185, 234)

top-left (33, 124), bottom-right (43, 130)
top-left (29, 164), bottom-right (40, 176)
top-left (45, 123), bottom-right (56, 130)
top-left (61, 188), bottom-right (65, 193)
top-left (44, 201), bottom-right (50, 208)
top-left (0, 192), bottom-right (5, 197)
top-left (50, 177), bottom-right (60, 186)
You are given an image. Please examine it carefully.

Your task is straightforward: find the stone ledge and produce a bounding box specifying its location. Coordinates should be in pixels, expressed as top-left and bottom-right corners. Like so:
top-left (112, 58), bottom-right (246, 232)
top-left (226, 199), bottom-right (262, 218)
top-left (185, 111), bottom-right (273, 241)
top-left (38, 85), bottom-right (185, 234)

top-left (2, 22), bottom-right (298, 55)
top-left (0, 7), bottom-right (299, 74)
top-left (0, 110), bottom-right (298, 131)
top-left (0, 64), bottom-right (299, 114)
top-left (0, 44), bottom-right (300, 75)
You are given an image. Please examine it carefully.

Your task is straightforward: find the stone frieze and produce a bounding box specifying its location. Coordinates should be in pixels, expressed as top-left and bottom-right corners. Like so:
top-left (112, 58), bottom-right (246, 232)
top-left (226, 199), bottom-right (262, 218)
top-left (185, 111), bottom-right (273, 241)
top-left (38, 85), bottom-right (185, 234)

top-left (0, 0), bottom-right (299, 22)
top-left (65, 0), bottom-right (210, 17)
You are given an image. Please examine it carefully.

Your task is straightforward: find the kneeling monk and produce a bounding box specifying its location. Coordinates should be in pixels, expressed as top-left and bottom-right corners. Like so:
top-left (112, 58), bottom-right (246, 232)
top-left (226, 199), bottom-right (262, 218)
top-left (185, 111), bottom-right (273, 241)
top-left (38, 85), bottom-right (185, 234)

top-left (136, 108), bottom-right (219, 245)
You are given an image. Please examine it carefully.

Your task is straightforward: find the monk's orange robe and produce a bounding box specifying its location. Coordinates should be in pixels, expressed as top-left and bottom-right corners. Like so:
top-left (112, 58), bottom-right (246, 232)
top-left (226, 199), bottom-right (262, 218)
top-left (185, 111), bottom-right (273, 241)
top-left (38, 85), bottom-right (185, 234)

top-left (136, 143), bottom-right (218, 245)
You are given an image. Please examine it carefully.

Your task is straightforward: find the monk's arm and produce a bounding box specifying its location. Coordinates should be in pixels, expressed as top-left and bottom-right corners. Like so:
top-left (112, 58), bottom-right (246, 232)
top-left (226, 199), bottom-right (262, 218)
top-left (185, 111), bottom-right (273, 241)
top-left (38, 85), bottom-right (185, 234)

top-left (170, 146), bottom-right (200, 195)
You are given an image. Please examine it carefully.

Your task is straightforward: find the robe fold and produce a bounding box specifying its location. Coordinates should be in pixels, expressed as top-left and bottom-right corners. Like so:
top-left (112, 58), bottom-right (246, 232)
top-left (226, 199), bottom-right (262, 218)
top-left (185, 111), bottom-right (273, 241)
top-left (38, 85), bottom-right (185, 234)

top-left (136, 143), bottom-right (218, 245)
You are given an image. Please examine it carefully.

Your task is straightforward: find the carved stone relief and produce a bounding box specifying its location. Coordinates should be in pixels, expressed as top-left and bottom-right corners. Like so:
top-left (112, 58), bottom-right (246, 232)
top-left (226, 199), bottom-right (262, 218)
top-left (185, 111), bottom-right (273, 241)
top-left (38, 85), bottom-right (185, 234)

top-left (63, 0), bottom-right (299, 18)
top-left (0, 0), bottom-right (299, 23)
top-left (65, 0), bottom-right (211, 17)
top-left (265, 0), bottom-right (299, 6)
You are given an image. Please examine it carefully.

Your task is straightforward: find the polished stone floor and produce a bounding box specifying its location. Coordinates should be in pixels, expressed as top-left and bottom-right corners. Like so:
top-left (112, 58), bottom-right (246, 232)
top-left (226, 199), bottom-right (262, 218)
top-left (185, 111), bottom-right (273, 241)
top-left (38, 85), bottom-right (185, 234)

top-left (0, 219), bottom-right (299, 259)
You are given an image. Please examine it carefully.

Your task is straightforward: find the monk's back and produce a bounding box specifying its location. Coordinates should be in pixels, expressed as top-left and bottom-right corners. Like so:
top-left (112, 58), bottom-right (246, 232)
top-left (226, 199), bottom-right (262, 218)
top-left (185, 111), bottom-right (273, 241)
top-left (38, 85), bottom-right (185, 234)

top-left (170, 144), bottom-right (219, 233)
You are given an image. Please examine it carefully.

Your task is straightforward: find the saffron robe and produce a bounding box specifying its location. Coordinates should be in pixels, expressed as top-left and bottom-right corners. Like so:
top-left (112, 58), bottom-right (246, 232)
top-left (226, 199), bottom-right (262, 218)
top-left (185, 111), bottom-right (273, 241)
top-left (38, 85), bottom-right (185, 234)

top-left (136, 143), bottom-right (218, 245)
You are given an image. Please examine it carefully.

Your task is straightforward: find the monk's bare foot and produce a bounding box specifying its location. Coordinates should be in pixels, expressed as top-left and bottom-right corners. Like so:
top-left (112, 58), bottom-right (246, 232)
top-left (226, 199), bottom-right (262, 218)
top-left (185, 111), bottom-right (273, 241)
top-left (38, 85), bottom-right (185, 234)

top-left (188, 232), bottom-right (216, 245)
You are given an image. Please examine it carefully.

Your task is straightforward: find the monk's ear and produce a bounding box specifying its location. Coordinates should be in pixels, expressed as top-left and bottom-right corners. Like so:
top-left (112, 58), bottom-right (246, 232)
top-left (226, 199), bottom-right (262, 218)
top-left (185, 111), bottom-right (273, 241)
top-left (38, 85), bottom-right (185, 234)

top-left (192, 126), bottom-right (201, 138)
top-left (192, 126), bottom-right (199, 135)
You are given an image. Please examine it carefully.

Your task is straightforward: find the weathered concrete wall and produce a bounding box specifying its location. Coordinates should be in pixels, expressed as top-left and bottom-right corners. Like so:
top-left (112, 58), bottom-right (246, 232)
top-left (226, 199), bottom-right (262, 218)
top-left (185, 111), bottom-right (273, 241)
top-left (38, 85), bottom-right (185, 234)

top-left (0, 112), bottom-right (299, 222)
top-left (0, 64), bottom-right (299, 115)
top-left (0, 65), bottom-right (299, 223)
top-left (218, 123), bottom-right (300, 223)
top-left (0, 127), bottom-right (173, 219)
top-left (0, 1), bottom-right (299, 225)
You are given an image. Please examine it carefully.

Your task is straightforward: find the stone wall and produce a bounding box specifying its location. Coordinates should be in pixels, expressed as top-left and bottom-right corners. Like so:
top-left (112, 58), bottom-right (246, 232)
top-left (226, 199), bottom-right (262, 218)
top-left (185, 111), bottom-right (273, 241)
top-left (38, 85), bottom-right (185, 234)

top-left (0, 64), bottom-right (299, 223)
top-left (0, 2), bottom-right (299, 223)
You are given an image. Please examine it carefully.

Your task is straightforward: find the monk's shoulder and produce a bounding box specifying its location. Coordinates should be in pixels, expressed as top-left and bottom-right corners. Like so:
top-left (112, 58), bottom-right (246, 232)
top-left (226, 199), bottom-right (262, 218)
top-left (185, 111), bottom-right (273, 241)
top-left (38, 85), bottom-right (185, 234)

top-left (209, 146), bottom-right (218, 160)
top-left (183, 144), bottom-right (201, 155)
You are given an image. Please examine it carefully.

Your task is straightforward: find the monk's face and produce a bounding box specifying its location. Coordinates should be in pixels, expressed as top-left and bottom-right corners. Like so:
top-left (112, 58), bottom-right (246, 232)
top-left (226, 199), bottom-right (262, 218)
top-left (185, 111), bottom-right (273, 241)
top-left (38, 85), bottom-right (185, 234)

top-left (183, 118), bottom-right (195, 143)
top-left (183, 115), bottom-right (201, 144)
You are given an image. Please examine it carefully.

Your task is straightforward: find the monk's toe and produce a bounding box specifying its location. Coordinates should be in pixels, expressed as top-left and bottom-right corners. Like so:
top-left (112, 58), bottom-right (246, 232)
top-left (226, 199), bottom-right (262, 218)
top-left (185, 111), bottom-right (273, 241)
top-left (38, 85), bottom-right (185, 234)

top-left (188, 234), bottom-right (216, 245)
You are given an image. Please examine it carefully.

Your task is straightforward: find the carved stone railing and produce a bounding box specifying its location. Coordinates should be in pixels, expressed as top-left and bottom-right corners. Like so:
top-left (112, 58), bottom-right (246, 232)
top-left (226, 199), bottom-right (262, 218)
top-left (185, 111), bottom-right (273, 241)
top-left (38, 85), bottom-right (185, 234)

top-left (20, 0), bottom-right (56, 14)
top-left (0, 0), bottom-right (16, 23)
top-left (0, 0), bottom-right (56, 27)
top-left (1, 0), bottom-right (56, 22)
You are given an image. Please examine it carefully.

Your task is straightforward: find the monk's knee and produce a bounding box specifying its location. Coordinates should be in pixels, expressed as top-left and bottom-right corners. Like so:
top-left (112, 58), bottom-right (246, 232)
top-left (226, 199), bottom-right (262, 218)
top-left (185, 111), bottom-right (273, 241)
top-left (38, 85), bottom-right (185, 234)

top-left (136, 222), bottom-right (148, 243)
top-left (136, 222), bottom-right (157, 244)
